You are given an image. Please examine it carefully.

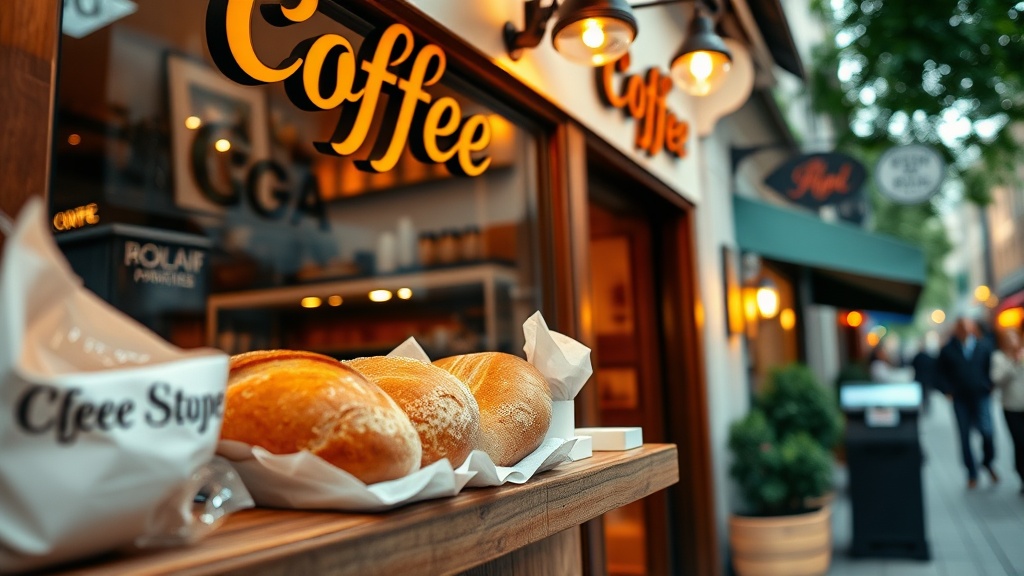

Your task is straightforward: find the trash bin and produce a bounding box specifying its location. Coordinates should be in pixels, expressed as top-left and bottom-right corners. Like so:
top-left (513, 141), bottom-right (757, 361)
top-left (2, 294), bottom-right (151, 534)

top-left (840, 382), bottom-right (930, 560)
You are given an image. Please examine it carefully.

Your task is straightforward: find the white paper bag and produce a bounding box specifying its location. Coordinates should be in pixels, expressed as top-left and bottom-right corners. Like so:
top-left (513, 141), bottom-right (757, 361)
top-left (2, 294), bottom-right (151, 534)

top-left (0, 199), bottom-right (232, 573)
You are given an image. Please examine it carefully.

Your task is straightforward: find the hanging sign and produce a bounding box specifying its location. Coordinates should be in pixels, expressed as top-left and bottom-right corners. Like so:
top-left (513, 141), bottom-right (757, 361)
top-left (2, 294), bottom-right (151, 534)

top-left (875, 144), bottom-right (945, 204)
top-left (205, 0), bottom-right (492, 177)
top-left (763, 152), bottom-right (867, 209)
top-left (597, 54), bottom-right (689, 159)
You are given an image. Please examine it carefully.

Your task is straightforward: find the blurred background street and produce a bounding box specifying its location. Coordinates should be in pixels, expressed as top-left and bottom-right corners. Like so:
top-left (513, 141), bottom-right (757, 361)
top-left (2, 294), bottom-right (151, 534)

top-left (831, 396), bottom-right (1024, 576)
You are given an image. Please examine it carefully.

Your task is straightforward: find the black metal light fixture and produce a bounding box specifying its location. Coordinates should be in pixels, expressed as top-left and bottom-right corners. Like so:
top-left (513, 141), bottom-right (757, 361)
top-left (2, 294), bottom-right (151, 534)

top-left (504, 0), bottom-right (638, 66)
top-left (669, 5), bottom-right (732, 96)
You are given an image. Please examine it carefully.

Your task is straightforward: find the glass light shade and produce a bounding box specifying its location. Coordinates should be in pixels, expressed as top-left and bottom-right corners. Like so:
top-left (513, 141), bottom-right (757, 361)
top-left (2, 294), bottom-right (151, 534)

top-left (553, 16), bottom-right (635, 66)
top-left (671, 49), bottom-right (732, 96)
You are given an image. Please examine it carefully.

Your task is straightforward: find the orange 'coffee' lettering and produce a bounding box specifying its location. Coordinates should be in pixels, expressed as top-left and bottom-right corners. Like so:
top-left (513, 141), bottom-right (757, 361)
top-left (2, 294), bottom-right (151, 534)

top-left (598, 54), bottom-right (689, 159)
top-left (206, 0), bottom-right (491, 177)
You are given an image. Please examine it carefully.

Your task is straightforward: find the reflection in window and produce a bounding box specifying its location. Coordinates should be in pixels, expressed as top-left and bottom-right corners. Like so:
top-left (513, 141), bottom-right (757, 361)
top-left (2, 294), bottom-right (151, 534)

top-left (52, 0), bottom-right (542, 359)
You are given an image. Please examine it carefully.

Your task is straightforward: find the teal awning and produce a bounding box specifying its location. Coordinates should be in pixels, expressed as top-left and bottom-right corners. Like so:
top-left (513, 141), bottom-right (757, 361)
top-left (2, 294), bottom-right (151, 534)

top-left (734, 196), bottom-right (926, 314)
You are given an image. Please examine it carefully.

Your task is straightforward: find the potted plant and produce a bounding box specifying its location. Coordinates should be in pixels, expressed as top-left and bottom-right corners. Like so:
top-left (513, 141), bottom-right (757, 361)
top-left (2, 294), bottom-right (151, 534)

top-left (727, 364), bottom-right (843, 576)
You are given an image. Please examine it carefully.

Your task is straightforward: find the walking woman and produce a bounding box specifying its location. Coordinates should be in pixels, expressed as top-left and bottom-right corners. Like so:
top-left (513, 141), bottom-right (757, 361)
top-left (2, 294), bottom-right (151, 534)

top-left (990, 327), bottom-right (1024, 494)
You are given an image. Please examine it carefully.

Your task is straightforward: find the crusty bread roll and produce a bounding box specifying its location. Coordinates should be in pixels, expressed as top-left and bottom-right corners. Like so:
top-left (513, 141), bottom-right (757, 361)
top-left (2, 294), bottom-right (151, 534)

top-left (346, 356), bottom-right (480, 467)
top-left (433, 352), bottom-right (551, 466)
top-left (222, 350), bottom-right (421, 484)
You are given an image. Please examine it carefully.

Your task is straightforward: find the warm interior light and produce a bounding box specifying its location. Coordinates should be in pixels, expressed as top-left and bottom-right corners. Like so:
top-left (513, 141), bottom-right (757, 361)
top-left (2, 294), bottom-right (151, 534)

top-left (846, 311), bottom-right (864, 328)
top-left (670, 12), bottom-right (732, 96)
top-left (755, 283), bottom-right (780, 319)
top-left (742, 287), bottom-right (759, 325)
top-left (866, 332), bottom-right (881, 347)
top-left (67, 134), bottom-right (81, 146)
top-left (214, 138), bottom-right (231, 152)
top-left (396, 288), bottom-right (413, 300)
top-left (986, 294), bottom-right (999, 308)
top-left (974, 285), bottom-right (991, 302)
top-left (779, 308), bottom-right (796, 331)
top-left (931, 309), bottom-right (946, 324)
top-left (997, 307), bottom-right (1023, 328)
top-left (185, 116), bottom-right (202, 130)
top-left (369, 289), bottom-right (393, 302)
top-left (301, 296), bottom-right (322, 308)
top-left (328, 295), bottom-right (343, 307)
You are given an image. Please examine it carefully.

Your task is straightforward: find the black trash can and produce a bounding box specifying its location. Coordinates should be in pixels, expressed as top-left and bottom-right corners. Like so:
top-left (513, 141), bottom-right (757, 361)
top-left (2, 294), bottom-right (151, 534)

top-left (841, 382), bottom-right (930, 560)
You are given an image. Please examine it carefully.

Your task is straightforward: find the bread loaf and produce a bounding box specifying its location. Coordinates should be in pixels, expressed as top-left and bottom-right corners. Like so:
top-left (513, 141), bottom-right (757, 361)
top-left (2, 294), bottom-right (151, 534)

top-left (346, 356), bottom-right (480, 467)
top-left (221, 350), bottom-right (421, 484)
top-left (433, 352), bottom-right (551, 466)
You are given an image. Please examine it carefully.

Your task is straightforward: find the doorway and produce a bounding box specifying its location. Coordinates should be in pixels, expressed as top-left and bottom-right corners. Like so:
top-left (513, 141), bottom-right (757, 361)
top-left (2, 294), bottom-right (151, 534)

top-left (588, 168), bottom-right (671, 576)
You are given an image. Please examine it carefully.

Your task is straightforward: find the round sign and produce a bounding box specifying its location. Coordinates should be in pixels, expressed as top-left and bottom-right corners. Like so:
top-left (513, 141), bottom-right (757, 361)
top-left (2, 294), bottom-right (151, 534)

top-left (875, 144), bottom-right (946, 204)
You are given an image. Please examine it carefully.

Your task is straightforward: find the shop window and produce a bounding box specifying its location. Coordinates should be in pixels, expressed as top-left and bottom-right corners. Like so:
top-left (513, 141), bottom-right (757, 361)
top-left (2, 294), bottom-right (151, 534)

top-left (51, 0), bottom-right (543, 359)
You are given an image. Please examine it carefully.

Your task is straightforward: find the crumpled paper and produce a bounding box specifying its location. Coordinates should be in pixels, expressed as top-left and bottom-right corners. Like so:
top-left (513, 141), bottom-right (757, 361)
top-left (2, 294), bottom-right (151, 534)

top-left (523, 311), bottom-right (593, 401)
top-left (217, 441), bottom-right (475, 511)
top-left (387, 336), bottom-right (431, 363)
top-left (457, 438), bottom-right (576, 487)
top-left (0, 199), bottom-right (236, 573)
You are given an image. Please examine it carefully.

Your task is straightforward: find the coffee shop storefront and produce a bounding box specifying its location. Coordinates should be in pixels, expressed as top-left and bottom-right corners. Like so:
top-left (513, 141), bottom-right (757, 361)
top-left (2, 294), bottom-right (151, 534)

top-left (0, 0), bottom-right (807, 573)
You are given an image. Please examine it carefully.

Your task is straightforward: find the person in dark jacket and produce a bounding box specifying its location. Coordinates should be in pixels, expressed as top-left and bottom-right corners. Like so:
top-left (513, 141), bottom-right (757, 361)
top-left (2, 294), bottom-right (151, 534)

top-left (938, 317), bottom-right (998, 488)
top-left (911, 339), bottom-right (940, 414)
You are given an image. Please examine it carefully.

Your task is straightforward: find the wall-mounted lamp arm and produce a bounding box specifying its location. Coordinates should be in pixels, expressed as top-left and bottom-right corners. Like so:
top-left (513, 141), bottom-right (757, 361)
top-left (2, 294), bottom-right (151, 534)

top-left (505, 0), bottom-right (560, 60)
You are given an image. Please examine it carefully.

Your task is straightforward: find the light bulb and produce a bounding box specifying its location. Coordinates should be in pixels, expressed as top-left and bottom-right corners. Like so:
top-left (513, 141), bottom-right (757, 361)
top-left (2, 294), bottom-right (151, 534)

top-left (581, 19), bottom-right (605, 49)
top-left (689, 51), bottom-right (713, 81)
top-left (756, 285), bottom-right (779, 319)
top-left (214, 138), bottom-right (231, 152)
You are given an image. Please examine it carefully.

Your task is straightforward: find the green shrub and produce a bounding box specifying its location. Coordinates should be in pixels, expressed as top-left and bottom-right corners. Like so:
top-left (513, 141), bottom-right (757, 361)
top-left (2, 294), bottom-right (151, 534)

top-left (729, 363), bottom-right (840, 515)
top-left (759, 364), bottom-right (843, 450)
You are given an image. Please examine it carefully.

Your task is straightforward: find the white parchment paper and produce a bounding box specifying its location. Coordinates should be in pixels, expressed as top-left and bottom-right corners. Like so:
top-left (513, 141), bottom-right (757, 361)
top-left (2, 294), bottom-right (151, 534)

top-left (217, 441), bottom-right (476, 511)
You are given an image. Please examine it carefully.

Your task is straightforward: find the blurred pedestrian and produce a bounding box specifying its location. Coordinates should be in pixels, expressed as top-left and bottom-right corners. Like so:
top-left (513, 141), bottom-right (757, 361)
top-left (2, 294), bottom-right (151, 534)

top-left (937, 317), bottom-right (998, 489)
top-left (990, 327), bottom-right (1024, 494)
top-left (869, 341), bottom-right (914, 383)
top-left (910, 338), bottom-right (940, 413)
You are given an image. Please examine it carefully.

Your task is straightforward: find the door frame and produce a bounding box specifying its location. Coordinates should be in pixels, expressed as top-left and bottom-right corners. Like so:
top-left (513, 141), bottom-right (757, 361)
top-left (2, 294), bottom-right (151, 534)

top-left (580, 133), bottom-right (721, 576)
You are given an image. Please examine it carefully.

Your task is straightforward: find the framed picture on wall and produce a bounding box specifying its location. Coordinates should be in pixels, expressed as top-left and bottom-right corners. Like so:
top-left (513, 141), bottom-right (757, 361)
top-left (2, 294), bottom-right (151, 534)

top-left (166, 53), bottom-right (270, 215)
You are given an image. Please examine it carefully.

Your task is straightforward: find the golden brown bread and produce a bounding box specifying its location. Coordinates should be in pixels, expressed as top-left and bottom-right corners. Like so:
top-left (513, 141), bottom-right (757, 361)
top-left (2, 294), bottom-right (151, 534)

top-left (433, 352), bottom-right (551, 466)
top-left (346, 356), bottom-right (480, 467)
top-left (221, 350), bottom-right (421, 484)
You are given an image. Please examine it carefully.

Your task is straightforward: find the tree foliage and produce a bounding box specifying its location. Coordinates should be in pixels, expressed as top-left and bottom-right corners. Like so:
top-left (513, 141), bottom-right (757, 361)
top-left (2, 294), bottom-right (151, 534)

top-left (810, 0), bottom-right (1024, 202)
top-left (807, 1), bottom-right (1022, 315)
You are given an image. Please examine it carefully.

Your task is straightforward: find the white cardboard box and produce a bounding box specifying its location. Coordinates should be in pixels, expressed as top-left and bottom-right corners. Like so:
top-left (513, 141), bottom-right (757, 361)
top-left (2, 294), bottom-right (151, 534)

top-left (574, 427), bottom-right (643, 451)
top-left (568, 435), bottom-right (592, 461)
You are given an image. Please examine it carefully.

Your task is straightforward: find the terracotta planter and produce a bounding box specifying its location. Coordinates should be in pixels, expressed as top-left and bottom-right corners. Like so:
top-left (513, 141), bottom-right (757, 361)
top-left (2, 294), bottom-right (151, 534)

top-left (729, 506), bottom-right (832, 576)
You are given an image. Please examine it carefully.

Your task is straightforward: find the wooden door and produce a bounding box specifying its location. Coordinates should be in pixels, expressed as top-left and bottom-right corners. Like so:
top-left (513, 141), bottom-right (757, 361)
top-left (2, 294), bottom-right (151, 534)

top-left (589, 200), bottom-right (670, 576)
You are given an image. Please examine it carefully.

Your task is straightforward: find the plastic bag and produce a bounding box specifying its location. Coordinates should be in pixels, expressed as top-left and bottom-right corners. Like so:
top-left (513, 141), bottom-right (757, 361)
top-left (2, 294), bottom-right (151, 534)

top-left (0, 199), bottom-right (236, 572)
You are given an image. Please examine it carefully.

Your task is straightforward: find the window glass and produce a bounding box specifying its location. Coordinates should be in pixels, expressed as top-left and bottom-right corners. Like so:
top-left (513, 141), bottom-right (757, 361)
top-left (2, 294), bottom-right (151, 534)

top-left (52, 0), bottom-right (542, 359)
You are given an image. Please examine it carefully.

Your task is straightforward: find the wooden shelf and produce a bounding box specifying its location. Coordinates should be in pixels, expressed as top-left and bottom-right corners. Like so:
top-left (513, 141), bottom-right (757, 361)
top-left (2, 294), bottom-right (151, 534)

top-left (206, 262), bottom-right (522, 351)
top-left (56, 445), bottom-right (678, 576)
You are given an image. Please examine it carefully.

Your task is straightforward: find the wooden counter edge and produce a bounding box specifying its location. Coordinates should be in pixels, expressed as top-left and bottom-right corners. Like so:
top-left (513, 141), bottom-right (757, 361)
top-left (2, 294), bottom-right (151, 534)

top-left (58, 444), bottom-right (679, 576)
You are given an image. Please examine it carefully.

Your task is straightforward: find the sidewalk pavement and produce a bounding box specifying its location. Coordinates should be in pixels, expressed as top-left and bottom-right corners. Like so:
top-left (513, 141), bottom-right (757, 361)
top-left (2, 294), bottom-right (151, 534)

top-left (829, 394), bottom-right (1024, 576)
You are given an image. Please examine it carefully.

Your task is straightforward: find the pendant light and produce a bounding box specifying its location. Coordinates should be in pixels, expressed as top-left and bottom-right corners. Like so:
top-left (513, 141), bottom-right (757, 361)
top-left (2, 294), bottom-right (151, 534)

top-left (505, 0), bottom-right (637, 67)
top-left (551, 0), bottom-right (637, 66)
top-left (670, 7), bottom-right (732, 96)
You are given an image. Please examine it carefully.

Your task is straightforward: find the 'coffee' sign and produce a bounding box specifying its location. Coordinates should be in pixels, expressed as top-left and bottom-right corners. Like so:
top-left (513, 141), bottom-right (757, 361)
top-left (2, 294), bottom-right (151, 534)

top-left (597, 54), bottom-right (689, 159)
top-left (206, 0), bottom-right (492, 177)
top-left (764, 153), bottom-right (867, 209)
